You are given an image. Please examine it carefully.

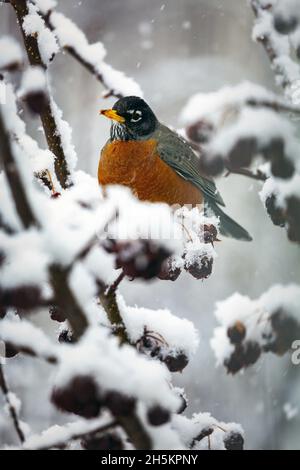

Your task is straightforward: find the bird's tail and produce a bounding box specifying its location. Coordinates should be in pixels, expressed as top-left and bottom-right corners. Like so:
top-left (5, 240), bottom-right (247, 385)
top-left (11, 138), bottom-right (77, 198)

top-left (206, 201), bottom-right (252, 242)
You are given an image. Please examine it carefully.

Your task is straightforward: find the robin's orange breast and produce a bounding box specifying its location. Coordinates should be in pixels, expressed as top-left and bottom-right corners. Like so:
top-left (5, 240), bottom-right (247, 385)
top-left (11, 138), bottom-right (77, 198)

top-left (98, 139), bottom-right (203, 207)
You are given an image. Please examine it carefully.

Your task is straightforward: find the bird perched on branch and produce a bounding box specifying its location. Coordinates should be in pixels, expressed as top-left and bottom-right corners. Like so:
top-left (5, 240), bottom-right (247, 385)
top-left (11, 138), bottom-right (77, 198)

top-left (99, 96), bottom-right (252, 241)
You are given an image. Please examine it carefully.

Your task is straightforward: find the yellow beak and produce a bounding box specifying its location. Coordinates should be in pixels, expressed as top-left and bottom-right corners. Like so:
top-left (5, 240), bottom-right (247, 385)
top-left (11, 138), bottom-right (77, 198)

top-left (100, 109), bottom-right (125, 123)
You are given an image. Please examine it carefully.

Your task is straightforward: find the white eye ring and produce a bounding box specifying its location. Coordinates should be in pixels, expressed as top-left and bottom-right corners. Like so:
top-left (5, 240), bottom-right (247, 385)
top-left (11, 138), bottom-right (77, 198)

top-left (131, 115), bottom-right (142, 123)
top-left (128, 109), bottom-right (142, 122)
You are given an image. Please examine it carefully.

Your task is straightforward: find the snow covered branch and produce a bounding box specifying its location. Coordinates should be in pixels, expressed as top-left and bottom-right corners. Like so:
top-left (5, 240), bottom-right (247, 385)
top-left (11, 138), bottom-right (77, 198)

top-left (10, 0), bottom-right (72, 189)
top-left (29, 0), bottom-right (143, 98)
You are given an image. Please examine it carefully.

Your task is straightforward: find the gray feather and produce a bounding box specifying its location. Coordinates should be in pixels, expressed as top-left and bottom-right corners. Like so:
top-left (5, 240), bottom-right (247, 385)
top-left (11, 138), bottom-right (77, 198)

top-left (154, 124), bottom-right (225, 207)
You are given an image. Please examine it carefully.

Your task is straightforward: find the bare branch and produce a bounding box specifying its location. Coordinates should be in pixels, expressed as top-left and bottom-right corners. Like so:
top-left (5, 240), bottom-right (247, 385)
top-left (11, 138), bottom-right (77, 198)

top-left (0, 363), bottom-right (25, 444)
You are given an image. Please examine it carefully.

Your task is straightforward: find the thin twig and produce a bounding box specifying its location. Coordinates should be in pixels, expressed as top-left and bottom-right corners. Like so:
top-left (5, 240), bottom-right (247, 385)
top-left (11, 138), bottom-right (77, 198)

top-left (225, 167), bottom-right (267, 182)
top-left (0, 363), bottom-right (25, 444)
top-left (10, 0), bottom-right (71, 189)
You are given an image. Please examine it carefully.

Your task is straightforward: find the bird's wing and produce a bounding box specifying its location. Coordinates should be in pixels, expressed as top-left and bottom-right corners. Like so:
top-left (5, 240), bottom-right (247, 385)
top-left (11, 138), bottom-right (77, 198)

top-left (155, 124), bottom-right (225, 207)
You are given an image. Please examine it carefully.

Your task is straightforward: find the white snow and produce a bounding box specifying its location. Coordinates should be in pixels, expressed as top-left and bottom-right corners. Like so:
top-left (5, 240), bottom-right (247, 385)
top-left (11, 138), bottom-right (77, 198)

top-left (0, 37), bottom-right (23, 70)
top-left (23, 4), bottom-right (59, 65)
top-left (19, 66), bottom-right (47, 95)
top-left (118, 294), bottom-right (199, 358)
top-left (211, 284), bottom-right (300, 366)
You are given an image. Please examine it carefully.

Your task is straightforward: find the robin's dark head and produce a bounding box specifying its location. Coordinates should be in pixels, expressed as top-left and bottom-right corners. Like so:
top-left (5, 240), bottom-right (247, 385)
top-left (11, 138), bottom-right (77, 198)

top-left (100, 96), bottom-right (158, 140)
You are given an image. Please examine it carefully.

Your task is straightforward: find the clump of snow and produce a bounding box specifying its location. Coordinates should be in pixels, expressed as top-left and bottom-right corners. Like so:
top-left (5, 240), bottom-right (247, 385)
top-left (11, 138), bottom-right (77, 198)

top-left (181, 81), bottom-right (280, 126)
top-left (32, 0), bottom-right (57, 15)
top-left (0, 37), bottom-right (23, 70)
top-left (49, 98), bottom-right (78, 174)
top-left (0, 318), bottom-right (59, 360)
top-left (19, 66), bottom-right (47, 96)
top-left (118, 294), bottom-right (199, 358)
top-left (259, 174), bottom-right (300, 210)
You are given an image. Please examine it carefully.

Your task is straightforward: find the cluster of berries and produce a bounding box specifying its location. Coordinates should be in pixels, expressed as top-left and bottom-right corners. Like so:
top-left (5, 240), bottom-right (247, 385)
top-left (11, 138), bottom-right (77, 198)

top-left (224, 311), bottom-right (300, 374)
top-left (103, 228), bottom-right (216, 282)
top-left (51, 374), bottom-right (171, 428)
top-left (136, 329), bottom-right (189, 373)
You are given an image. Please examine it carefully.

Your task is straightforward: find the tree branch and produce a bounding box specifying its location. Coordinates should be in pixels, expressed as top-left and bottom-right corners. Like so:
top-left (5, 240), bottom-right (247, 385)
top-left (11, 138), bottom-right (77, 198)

top-left (29, 419), bottom-right (118, 450)
top-left (0, 363), bottom-right (25, 445)
top-left (9, 0), bottom-right (71, 189)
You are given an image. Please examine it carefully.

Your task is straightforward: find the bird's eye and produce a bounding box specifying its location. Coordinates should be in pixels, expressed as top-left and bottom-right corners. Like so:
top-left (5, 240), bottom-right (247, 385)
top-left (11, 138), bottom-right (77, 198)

top-left (128, 109), bottom-right (142, 123)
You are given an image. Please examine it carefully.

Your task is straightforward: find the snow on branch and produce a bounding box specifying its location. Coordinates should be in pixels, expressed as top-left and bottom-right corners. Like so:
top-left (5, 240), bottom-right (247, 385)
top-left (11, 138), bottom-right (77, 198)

top-left (0, 363), bottom-right (26, 445)
top-left (211, 284), bottom-right (300, 374)
top-left (251, 0), bottom-right (300, 100)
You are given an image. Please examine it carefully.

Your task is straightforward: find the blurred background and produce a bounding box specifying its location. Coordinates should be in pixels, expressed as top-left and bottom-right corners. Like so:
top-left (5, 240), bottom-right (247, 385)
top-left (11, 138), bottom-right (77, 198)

top-left (1, 0), bottom-right (300, 449)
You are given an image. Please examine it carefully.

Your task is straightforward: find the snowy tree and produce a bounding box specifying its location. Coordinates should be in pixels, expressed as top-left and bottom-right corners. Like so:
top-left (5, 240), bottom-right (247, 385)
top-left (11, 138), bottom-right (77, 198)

top-left (0, 0), bottom-right (299, 451)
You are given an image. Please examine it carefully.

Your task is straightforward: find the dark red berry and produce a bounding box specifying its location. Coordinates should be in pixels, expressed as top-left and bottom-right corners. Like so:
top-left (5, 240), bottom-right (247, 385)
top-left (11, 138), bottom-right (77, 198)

top-left (227, 138), bottom-right (257, 170)
top-left (161, 350), bottom-right (189, 372)
top-left (186, 120), bottom-right (214, 144)
top-left (274, 15), bottom-right (298, 35)
top-left (157, 258), bottom-right (181, 281)
top-left (224, 431), bottom-right (244, 450)
top-left (0, 306), bottom-right (7, 319)
top-left (104, 391), bottom-right (136, 416)
top-left (81, 433), bottom-right (124, 450)
top-left (227, 321), bottom-right (246, 345)
top-left (203, 224), bottom-right (218, 244)
top-left (4, 342), bottom-right (19, 358)
top-left (24, 90), bottom-right (49, 115)
top-left (51, 192), bottom-right (61, 199)
top-left (147, 405), bottom-right (170, 426)
top-left (50, 305), bottom-right (67, 323)
top-left (242, 341), bottom-right (261, 367)
top-left (51, 375), bottom-right (102, 419)
top-left (199, 153), bottom-right (224, 177)
top-left (265, 194), bottom-right (286, 227)
top-left (184, 255), bottom-right (213, 280)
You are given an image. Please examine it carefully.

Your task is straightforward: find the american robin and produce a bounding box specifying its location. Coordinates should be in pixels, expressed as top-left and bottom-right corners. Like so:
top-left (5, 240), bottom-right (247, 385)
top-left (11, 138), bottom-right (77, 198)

top-left (99, 96), bottom-right (252, 241)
